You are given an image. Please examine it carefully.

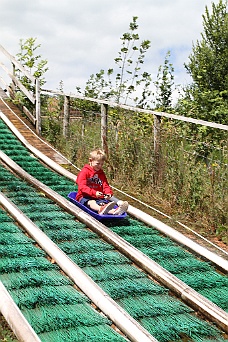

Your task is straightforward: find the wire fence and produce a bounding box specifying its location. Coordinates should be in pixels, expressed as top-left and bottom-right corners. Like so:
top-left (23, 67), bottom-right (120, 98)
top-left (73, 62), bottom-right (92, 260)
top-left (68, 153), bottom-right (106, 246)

top-left (39, 94), bottom-right (227, 236)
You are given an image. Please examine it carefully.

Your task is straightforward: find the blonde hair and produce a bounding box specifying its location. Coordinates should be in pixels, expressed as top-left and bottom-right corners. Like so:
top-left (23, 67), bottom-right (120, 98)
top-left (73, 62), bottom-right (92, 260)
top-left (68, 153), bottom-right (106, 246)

top-left (89, 149), bottom-right (107, 161)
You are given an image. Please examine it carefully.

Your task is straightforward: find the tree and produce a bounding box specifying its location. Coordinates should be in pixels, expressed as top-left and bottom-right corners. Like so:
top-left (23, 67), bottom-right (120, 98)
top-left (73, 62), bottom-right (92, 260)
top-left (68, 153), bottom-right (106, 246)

top-left (154, 51), bottom-right (174, 112)
top-left (186, 0), bottom-right (227, 93)
top-left (17, 37), bottom-right (48, 88)
top-left (77, 17), bottom-right (152, 107)
top-left (183, 0), bottom-right (228, 125)
top-left (14, 37), bottom-right (48, 111)
top-left (114, 16), bottom-right (151, 105)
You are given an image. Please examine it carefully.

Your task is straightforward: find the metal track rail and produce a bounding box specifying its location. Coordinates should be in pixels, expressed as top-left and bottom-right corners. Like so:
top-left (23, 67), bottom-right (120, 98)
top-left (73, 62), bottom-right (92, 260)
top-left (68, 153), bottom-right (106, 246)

top-left (0, 151), bottom-right (227, 335)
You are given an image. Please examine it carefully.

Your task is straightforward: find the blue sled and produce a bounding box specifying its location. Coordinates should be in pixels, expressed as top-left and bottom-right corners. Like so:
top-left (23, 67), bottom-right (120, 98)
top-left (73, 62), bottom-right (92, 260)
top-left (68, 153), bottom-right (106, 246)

top-left (68, 192), bottom-right (127, 221)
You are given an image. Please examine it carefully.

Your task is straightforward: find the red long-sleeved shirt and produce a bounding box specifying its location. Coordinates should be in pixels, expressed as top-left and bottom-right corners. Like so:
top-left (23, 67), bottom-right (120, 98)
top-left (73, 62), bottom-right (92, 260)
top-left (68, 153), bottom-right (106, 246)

top-left (76, 164), bottom-right (113, 202)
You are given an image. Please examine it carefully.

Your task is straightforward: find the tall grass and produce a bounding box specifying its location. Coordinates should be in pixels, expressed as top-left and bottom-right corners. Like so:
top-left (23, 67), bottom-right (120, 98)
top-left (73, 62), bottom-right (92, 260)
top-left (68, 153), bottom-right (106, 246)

top-left (41, 103), bottom-right (228, 243)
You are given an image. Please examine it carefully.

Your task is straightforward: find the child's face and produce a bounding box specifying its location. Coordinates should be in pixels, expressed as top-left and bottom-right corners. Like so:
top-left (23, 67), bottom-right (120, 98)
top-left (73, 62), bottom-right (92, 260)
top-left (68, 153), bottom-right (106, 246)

top-left (90, 158), bottom-right (104, 171)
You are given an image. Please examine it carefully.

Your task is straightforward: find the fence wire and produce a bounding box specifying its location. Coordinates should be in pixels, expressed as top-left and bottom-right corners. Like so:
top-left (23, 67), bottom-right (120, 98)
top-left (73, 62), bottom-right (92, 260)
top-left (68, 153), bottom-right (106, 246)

top-left (40, 95), bottom-right (228, 233)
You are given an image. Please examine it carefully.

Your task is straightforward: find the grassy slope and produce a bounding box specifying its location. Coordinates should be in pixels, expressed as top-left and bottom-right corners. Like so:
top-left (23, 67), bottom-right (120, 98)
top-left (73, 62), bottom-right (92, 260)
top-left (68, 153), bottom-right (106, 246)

top-left (0, 314), bottom-right (18, 342)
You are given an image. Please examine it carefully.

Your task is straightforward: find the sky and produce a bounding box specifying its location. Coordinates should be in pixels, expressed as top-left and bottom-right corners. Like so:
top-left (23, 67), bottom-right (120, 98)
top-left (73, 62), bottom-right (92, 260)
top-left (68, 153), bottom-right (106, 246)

top-left (0, 0), bottom-right (219, 103)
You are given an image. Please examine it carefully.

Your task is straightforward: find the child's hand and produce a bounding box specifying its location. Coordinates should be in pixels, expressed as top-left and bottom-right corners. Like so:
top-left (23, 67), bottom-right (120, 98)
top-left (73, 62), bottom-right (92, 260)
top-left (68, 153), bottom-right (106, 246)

top-left (96, 191), bottom-right (103, 198)
top-left (103, 194), bottom-right (112, 199)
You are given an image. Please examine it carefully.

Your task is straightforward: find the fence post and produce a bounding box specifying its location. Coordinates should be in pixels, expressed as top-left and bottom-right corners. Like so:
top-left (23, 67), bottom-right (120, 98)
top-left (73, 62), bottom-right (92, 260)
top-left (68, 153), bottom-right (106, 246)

top-left (35, 78), bottom-right (41, 135)
top-left (11, 63), bottom-right (16, 95)
top-left (153, 114), bottom-right (161, 184)
top-left (63, 95), bottom-right (70, 138)
top-left (101, 103), bottom-right (108, 156)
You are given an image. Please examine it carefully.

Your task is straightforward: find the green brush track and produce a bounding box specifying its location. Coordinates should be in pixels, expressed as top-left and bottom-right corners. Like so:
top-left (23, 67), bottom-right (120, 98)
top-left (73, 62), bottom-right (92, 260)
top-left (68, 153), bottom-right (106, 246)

top-left (0, 171), bottom-right (225, 342)
top-left (0, 118), bottom-right (228, 341)
top-left (108, 222), bottom-right (228, 310)
top-left (0, 209), bottom-right (127, 342)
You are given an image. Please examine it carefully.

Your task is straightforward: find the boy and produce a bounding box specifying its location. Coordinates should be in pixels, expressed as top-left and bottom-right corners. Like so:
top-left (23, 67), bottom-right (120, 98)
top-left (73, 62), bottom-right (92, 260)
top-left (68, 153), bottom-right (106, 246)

top-left (76, 149), bottom-right (128, 215)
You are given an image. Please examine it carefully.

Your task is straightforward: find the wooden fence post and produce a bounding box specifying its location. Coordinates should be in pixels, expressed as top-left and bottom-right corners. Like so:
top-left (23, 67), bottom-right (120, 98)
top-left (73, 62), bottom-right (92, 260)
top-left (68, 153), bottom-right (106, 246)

top-left (101, 103), bottom-right (108, 156)
top-left (153, 114), bottom-right (161, 184)
top-left (11, 63), bottom-right (16, 95)
top-left (63, 95), bottom-right (70, 138)
top-left (35, 78), bottom-right (41, 135)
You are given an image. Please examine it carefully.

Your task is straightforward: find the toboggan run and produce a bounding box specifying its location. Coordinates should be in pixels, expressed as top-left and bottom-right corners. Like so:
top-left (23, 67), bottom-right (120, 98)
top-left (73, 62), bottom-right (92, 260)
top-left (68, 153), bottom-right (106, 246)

top-left (0, 93), bottom-right (227, 342)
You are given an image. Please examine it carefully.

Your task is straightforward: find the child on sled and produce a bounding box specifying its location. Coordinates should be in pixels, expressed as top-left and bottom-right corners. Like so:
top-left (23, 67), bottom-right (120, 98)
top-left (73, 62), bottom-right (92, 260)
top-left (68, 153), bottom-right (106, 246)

top-left (76, 149), bottom-right (128, 215)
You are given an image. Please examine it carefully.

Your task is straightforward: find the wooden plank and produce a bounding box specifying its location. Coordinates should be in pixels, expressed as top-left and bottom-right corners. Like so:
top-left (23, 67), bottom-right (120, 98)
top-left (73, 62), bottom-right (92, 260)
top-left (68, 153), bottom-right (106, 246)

top-left (0, 97), bottom-right (69, 165)
top-left (9, 73), bottom-right (35, 104)
top-left (0, 44), bottom-right (35, 83)
top-left (22, 105), bottom-right (36, 125)
top-left (0, 62), bottom-right (35, 104)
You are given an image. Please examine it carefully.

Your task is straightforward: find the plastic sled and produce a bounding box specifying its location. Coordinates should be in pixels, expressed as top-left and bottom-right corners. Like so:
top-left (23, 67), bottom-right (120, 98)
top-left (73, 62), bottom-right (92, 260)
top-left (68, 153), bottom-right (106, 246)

top-left (68, 192), bottom-right (127, 221)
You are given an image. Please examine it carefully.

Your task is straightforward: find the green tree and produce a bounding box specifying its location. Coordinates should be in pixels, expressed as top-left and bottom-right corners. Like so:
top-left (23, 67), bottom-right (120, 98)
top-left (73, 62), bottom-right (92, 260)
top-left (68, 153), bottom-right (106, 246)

top-left (114, 16), bottom-right (151, 105)
top-left (186, 0), bottom-right (227, 94)
top-left (175, 0), bottom-right (228, 160)
top-left (78, 17), bottom-right (152, 107)
top-left (182, 0), bottom-right (228, 125)
top-left (17, 37), bottom-right (48, 88)
top-left (14, 37), bottom-right (48, 112)
top-left (82, 69), bottom-right (113, 100)
top-left (154, 50), bottom-right (174, 112)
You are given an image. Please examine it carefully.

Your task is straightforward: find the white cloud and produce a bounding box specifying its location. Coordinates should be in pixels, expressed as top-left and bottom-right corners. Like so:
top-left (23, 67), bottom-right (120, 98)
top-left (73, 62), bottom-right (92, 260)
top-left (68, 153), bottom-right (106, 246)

top-left (0, 0), bottom-right (220, 101)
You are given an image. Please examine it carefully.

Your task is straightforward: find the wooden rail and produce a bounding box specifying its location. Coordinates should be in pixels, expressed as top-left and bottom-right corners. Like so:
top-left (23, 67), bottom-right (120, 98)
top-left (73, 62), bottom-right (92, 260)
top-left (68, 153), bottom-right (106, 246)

top-left (42, 88), bottom-right (228, 131)
top-left (0, 44), bottom-right (41, 134)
